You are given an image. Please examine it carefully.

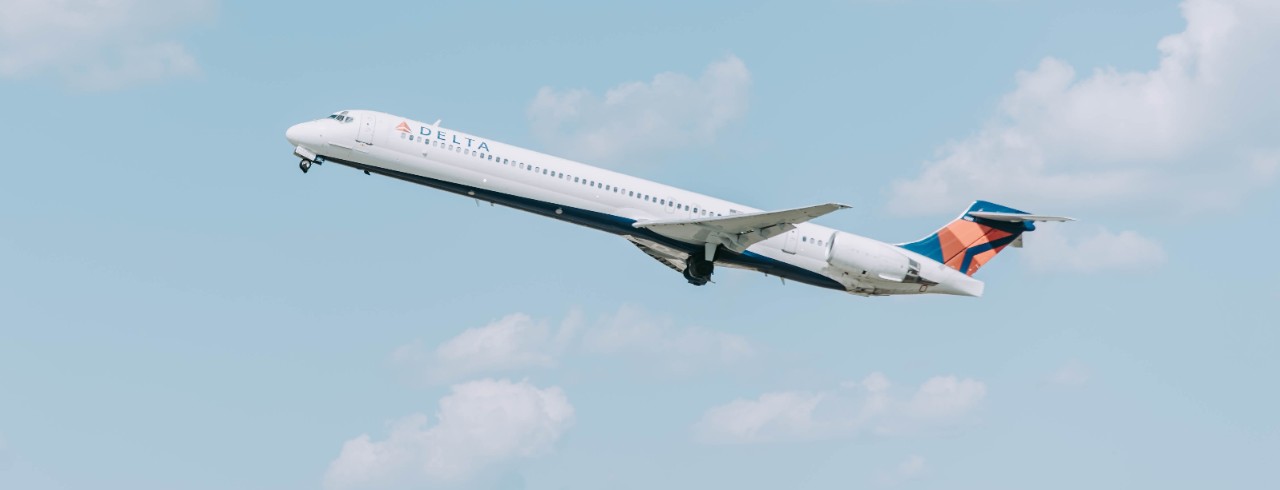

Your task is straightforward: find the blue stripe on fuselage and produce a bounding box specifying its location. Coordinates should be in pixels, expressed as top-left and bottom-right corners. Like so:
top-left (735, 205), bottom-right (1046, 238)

top-left (320, 155), bottom-right (846, 291)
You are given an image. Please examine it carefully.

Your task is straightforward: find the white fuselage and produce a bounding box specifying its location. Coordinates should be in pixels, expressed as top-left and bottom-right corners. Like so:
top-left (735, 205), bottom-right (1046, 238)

top-left (285, 110), bottom-right (983, 296)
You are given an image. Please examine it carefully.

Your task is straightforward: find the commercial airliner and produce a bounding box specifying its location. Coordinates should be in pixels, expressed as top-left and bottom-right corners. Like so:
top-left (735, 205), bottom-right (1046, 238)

top-left (285, 110), bottom-right (1070, 297)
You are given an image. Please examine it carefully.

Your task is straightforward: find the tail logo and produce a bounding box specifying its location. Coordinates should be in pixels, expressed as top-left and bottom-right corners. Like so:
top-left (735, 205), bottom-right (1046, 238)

top-left (899, 201), bottom-right (1033, 277)
top-left (936, 220), bottom-right (1018, 275)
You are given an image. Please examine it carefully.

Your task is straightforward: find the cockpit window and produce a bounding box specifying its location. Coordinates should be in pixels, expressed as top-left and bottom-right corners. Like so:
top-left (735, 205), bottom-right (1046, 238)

top-left (327, 112), bottom-right (354, 123)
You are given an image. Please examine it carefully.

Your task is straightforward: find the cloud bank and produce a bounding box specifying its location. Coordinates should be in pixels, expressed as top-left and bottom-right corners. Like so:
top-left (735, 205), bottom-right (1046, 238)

top-left (1021, 225), bottom-right (1167, 273)
top-left (0, 0), bottom-right (213, 90)
top-left (695, 373), bottom-right (987, 444)
top-left (528, 56), bottom-right (751, 164)
top-left (394, 306), bottom-right (755, 384)
top-left (889, 0), bottom-right (1280, 216)
top-left (324, 379), bottom-right (574, 490)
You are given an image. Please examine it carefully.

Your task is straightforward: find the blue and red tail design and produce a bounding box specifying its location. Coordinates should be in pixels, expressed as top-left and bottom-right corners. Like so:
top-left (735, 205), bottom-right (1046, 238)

top-left (899, 201), bottom-right (1039, 276)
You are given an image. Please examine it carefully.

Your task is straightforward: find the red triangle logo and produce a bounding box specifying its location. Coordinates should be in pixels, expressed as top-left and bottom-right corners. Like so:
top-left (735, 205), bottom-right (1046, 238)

top-left (395, 121), bottom-right (412, 133)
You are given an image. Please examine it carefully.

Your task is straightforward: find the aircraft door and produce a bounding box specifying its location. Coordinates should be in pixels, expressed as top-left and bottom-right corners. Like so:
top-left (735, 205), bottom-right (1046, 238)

top-left (782, 230), bottom-right (799, 254)
top-left (357, 113), bottom-right (377, 145)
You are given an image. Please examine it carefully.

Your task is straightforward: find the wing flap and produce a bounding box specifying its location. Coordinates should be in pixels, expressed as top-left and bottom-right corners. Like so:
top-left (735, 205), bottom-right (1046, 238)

top-left (625, 235), bottom-right (688, 273)
top-left (633, 203), bottom-right (850, 252)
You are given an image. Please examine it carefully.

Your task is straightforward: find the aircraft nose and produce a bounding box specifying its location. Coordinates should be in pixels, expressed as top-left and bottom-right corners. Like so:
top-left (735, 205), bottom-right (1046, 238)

top-left (285, 122), bottom-right (307, 146)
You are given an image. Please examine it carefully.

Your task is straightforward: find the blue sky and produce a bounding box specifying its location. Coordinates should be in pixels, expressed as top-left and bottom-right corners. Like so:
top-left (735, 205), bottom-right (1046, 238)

top-left (1, 1), bottom-right (1277, 489)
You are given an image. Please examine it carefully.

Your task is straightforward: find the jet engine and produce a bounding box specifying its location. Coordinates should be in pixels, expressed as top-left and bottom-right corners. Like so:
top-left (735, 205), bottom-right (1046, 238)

top-left (827, 231), bottom-right (930, 284)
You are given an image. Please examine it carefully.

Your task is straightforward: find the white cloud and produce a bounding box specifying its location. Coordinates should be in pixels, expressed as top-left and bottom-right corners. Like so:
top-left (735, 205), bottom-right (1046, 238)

top-left (695, 373), bottom-right (986, 444)
top-left (896, 454), bottom-right (926, 479)
top-left (580, 305), bottom-right (756, 373)
top-left (0, 0), bottom-right (212, 90)
top-left (694, 391), bottom-right (828, 443)
top-left (1022, 226), bottom-right (1167, 273)
top-left (889, 0), bottom-right (1280, 216)
top-left (393, 313), bottom-right (578, 384)
top-left (877, 455), bottom-right (927, 486)
top-left (396, 306), bottom-right (754, 383)
top-left (323, 379), bottom-right (574, 490)
top-left (1049, 360), bottom-right (1091, 386)
top-left (906, 376), bottom-right (986, 420)
top-left (527, 56), bottom-right (750, 164)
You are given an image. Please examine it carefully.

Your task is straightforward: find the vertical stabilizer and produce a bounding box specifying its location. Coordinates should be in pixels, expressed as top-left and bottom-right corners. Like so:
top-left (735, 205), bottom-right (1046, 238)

top-left (899, 201), bottom-right (1070, 276)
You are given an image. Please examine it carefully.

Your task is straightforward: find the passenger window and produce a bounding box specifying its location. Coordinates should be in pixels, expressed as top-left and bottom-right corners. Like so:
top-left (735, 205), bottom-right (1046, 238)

top-left (802, 237), bottom-right (808, 243)
top-left (574, 177), bottom-right (579, 183)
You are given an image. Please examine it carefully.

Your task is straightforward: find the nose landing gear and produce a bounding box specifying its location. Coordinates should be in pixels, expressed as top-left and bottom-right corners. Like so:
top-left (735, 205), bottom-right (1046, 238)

top-left (298, 156), bottom-right (323, 174)
top-left (293, 146), bottom-right (321, 174)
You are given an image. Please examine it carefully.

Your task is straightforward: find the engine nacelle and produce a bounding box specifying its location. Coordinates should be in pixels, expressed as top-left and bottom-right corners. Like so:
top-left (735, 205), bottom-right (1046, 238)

top-left (828, 231), bottom-right (925, 283)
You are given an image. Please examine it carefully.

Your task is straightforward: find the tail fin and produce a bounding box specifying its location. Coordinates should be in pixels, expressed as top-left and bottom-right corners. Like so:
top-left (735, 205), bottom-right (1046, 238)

top-left (899, 201), bottom-right (1072, 276)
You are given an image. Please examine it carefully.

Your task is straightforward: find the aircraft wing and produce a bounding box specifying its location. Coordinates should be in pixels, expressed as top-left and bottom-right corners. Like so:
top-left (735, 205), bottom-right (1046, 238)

top-left (632, 203), bottom-right (850, 255)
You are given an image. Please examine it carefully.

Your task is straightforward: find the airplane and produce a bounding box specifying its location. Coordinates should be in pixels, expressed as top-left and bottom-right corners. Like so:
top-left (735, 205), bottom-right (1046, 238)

top-left (285, 110), bottom-right (1071, 297)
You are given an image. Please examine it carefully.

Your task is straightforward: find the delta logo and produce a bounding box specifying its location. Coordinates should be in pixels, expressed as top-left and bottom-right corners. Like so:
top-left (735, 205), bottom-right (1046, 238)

top-left (404, 121), bottom-right (494, 152)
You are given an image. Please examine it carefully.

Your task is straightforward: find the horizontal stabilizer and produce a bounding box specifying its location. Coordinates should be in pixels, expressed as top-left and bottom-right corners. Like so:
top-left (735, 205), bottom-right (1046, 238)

top-left (968, 211), bottom-right (1074, 223)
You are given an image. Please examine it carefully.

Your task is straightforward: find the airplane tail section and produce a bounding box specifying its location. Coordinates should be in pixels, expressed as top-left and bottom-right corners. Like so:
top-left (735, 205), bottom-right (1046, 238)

top-left (899, 201), bottom-right (1072, 276)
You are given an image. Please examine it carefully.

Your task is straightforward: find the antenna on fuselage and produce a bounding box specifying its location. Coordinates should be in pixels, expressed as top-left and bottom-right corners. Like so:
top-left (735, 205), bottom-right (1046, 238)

top-left (433, 119), bottom-right (441, 127)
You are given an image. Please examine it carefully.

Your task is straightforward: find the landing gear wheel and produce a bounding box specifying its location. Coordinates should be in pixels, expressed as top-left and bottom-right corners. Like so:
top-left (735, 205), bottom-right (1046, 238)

top-left (683, 255), bottom-right (714, 286)
top-left (299, 159), bottom-right (312, 173)
top-left (683, 267), bottom-right (710, 286)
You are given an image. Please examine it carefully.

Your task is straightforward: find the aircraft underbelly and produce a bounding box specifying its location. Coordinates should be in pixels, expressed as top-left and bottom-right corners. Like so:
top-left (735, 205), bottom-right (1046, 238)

top-left (319, 153), bottom-right (847, 291)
